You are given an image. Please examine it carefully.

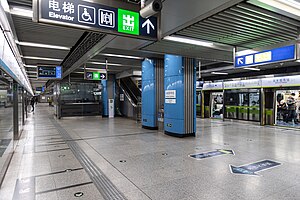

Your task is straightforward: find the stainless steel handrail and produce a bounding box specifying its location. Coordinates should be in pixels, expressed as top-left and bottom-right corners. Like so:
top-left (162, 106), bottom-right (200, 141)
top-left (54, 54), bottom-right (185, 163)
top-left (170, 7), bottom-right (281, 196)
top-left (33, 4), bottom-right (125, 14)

top-left (119, 83), bottom-right (137, 108)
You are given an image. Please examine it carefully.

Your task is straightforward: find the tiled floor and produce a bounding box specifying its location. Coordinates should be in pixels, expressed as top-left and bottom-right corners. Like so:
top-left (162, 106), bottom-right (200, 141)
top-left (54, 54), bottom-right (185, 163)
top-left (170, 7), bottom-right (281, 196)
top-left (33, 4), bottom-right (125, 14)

top-left (1, 104), bottom-right (300, 200)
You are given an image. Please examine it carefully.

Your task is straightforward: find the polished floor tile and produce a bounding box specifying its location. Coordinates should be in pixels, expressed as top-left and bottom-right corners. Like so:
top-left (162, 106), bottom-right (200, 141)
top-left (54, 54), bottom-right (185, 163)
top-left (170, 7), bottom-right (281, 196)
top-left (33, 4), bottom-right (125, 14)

top-left (1, 104), bottom-right (300, 200)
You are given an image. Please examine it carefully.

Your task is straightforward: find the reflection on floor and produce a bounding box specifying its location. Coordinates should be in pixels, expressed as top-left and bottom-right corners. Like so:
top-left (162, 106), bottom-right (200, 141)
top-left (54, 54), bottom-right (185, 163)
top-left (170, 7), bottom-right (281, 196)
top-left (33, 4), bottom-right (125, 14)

top-left (276, 120), bottom-right (300, 128)
top-left (0, 139), bottom-right (12, 157)
top-left (0, 104), bottom-right (300, 200)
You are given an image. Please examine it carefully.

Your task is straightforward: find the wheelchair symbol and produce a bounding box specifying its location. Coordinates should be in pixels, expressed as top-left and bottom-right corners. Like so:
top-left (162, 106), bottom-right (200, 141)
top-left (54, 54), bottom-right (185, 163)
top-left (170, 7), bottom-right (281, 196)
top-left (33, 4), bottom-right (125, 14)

top-left (82, 8), bottom-right (92, 21)
top-left (78, 5), bottom-right (95, 25)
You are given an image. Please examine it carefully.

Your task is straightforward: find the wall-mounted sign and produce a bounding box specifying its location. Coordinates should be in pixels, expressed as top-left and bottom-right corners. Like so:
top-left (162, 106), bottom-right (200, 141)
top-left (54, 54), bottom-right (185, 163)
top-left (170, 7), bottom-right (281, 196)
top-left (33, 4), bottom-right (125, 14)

top-left (85, 71), bottom-right (107, 80)
top-left (196, 81), bottom-right (203, 89)
top-left (262, 75), bottom-right (300, 88)
top-left (36, 87), bottom-right (42, 91)
top-left (120, 93), bottom-right (124, 101)
top-left (235, 45), bottom-right (296, 68)
top-left (37, 66), bottom-right (62, 79)
top-left (224, 79), bottom-right (261, 90)
top-left (165, 90), bottom-right (176, 104)
top-left (165, 90), bottom-right (176, 98)
top-left (165, 99), bottom-right (176, 104)
top-left (202, 82), bottom-right (223, 91)
top-left (36, 0), bottom-right (157, 39)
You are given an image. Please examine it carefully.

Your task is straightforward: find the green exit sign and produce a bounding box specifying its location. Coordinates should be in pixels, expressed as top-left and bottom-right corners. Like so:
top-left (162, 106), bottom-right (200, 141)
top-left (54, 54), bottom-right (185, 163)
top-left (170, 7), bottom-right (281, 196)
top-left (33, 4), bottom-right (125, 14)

top-left (118, 9), bottom-right (139, 35)
top-left (93, 72), bottom-right (100, 80)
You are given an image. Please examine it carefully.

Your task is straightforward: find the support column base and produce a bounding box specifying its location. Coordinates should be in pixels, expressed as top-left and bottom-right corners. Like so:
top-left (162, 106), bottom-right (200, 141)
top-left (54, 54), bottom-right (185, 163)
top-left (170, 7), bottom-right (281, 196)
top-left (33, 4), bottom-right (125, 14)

top-left (164, 131), bottom-right (195, 138)
top-left (142, 125), bottom-right (158, 130)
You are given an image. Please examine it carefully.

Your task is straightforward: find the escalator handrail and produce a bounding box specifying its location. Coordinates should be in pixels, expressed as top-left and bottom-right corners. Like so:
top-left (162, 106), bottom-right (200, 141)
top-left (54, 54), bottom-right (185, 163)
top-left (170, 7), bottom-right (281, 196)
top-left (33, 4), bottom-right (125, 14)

top-left (118, 83), bottom-right (138, 108)
top-left (121, 78), bottom-right (141, 100)
top-left (120, 79), bottom-right (138, 102)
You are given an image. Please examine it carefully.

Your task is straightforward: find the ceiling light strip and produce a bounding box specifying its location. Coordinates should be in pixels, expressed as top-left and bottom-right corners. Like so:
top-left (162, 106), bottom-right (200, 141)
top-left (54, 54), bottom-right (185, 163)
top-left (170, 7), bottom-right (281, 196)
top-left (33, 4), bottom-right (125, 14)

top-left (99, 53), bottom-right (143, 60)
top-left (211, 72), bottom-right (228, 75)
top-left (16, 41), bottom-right (70, 50)
top-left (22, 56), bottom-right (63, 61)
top-left (243, 67), bottom-right (261, 71)
top-left (164, 36), bottom-right (214, 47)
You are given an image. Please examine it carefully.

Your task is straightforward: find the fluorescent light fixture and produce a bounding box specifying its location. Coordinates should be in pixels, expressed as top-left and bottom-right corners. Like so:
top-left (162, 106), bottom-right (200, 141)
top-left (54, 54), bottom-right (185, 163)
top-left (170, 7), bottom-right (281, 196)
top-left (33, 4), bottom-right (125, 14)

top-left (236, 50), bottom-right (258, 56)
top-left (257, 0), bottom-right (300, 17)
top-left (16, 41), bottom-right (70, 50)
top-left (82, 67), bottom-right (107, 72)
top-left (164, 36), bottom-right (214, 47)
top-left (211, 72), bottom-right (228, 75)
top-left (25, 65), bottom-right (37, 68)
top-left (296, 60), bottom-right (300, 62)
top-left (89, 62), bottom-right (123, 66)
top-left (278, 0), bottom-right (300, 7)
top-left (265, 75), bottom-right (274, 78)
top-left (100, 53), bottom-right (143, 60)
top-left (244, 67), bottom-right (261, 71)
top-left (10, 6), bottom-right (33, 18)
top-left (22, 56), bottom-right (63, 61)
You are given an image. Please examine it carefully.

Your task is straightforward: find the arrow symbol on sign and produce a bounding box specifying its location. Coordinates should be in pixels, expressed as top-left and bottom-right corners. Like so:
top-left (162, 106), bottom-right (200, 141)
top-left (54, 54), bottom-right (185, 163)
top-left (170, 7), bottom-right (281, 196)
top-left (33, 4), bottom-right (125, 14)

top-left (101, 74), bottom-right (106, 79)
top-left (142, 19), bottom-right (155, 34)
top-left (237, 57), bottom-right (244, 65)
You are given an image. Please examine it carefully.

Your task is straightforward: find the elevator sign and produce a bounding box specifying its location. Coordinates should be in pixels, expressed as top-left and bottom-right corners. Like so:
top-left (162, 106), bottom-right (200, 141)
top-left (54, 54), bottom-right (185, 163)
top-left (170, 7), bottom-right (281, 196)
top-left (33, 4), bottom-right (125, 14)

top-left (36, 0), bottom-right (157, 39)
top-left (235, 45), bottom-right (296, 68)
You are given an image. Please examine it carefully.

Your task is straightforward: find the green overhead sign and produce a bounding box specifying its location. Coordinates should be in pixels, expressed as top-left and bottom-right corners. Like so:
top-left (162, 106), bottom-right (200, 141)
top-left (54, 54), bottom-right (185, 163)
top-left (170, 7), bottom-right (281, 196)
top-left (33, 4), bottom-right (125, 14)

top-left (85, 71), bottom-right (107, 81)
top-left (118, 9), bottom-right (139, 35)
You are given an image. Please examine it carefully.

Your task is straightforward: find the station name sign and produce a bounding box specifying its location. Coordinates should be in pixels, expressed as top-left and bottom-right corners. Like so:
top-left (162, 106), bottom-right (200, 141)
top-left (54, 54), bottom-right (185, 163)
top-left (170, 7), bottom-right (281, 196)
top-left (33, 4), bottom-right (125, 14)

top-left (36, 0), bottom-right (157, 39)
top-left (235, 45), bottom-right (296, 68)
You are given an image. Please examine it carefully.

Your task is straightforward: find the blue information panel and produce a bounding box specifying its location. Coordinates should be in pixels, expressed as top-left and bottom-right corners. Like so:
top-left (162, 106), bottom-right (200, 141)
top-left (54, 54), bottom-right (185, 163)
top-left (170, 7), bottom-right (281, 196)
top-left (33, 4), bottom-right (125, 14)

top-left (235, 45), bottom-right (296, 68)
top-left (38, 0), bottom-right (157, 39)
top-left (37, 66), bottom-right (62, 79)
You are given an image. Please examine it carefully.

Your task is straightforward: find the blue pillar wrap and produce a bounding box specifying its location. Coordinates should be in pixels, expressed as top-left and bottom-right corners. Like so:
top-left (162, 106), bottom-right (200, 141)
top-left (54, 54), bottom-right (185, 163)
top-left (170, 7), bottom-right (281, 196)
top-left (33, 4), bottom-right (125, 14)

top-left (102, 80), bottom-right (108, 117)
top-left (164, 54), bottom-right (185, 135)
top-left (142, 59), bottom-right (157, 129)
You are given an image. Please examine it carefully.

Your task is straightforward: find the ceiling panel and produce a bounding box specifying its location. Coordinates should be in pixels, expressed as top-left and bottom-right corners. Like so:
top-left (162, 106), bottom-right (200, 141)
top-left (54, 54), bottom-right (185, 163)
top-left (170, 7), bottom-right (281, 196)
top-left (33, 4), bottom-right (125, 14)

top-left (20, 46), bottom-right (69, 59)
top-left (8, 0), bottom-right (32, 6)
top-left (174, 2), bottom-right (300, 49)
top-left (24, 58), bottom-right (61, 66)
top-left (142, 40), bottom-right (233, 62)
top-left (92, 56), bottom-right (142, 66)
top-left (11, 15), bottom-right (84, 47)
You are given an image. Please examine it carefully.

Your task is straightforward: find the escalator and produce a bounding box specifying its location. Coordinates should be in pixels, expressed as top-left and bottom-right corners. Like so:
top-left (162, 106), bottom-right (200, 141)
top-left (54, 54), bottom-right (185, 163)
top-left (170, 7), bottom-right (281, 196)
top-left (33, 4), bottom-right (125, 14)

top-left (119, 77), bottom-right (141, 106)
top-left (117, 77), bottom-right (141, 120)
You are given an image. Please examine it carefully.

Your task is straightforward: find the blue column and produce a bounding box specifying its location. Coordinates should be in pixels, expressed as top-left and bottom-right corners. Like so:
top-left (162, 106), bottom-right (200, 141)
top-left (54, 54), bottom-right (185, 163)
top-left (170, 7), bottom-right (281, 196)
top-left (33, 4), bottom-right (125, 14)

top-left (142, 59), bottom-right (157, 129)
top-left (102, 80), bottom-right (108, 117)
top-left (164, 55), bottom-right (184, 135)
top-left (164, 54), bottom-right (196, 137)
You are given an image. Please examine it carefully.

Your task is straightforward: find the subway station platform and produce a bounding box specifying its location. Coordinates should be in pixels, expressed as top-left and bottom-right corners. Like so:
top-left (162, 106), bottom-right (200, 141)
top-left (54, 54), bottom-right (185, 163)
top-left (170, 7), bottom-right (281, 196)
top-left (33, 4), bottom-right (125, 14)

top-left (0, 104), bottom-right (300, 200)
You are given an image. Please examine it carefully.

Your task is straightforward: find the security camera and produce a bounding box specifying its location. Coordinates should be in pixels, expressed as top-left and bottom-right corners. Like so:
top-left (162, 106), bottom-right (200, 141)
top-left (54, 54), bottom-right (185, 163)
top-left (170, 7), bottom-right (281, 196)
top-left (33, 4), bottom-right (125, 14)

top-left (140, 0), bottom-right (162, 18)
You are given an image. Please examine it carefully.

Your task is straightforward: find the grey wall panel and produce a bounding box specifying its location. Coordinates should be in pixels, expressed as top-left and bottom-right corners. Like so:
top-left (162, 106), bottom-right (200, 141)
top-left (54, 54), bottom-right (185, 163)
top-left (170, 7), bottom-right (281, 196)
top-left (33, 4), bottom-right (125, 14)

top-left (107, 75), bottom-right (115, 99)
top-left (184, 58), bottom-right (194, 134)
top-left (155, 59), bottom-right (164, 127)
top-left (161, 0), bottom-right (236, 36)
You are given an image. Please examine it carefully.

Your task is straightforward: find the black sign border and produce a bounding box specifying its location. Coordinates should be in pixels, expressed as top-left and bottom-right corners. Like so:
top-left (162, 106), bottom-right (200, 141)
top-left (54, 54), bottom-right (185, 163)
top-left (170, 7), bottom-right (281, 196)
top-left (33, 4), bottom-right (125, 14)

top-left (35, 0), bottom-right (158, 41)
